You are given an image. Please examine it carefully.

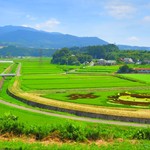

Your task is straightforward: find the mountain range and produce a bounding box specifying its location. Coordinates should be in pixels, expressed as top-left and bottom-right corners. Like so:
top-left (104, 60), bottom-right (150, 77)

top-left (0, 25), bottom-right (149, 50)
top-left (0, 25), bottom-right (108, 48)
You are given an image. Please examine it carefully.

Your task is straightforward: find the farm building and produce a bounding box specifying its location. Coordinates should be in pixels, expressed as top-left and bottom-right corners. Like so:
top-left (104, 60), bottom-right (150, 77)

top-left (133, 68), bottom-right (150, 73)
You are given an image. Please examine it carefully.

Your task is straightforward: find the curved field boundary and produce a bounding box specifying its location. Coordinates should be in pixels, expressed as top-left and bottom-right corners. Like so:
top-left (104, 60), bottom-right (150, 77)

top-left (114, 74), bottom-right (149, 84)
top-left (7, 78), bottom-right (150, 124)
top-left (0, 99), bottom-right (149, 127)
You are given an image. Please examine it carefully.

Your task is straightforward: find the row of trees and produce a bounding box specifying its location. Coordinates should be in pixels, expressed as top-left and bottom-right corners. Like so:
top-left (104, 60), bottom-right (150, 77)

top-left (51, 44), bottom-right (150, 65)
top-left (70, 44), bottom-right (150, 62)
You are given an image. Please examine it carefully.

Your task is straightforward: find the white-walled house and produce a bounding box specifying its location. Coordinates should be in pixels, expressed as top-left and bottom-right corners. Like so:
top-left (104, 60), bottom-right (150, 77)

top-left (97, 59), bottom-right (116, 65)
top-left (123, 58), bottom-right (134, 64)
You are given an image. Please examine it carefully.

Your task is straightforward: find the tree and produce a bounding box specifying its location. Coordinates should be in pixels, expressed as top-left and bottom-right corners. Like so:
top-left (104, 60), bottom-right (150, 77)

top-left (51, 48), bottom-right (71, 65)
top-left (51, 48), bottom-right (92, 65)
top-left (118, 65), bottom-right (133, 73)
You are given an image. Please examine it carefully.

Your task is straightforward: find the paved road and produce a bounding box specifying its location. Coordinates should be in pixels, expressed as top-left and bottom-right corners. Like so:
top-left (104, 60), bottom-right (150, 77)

top-left (0, 99), bottom-right (149, 128)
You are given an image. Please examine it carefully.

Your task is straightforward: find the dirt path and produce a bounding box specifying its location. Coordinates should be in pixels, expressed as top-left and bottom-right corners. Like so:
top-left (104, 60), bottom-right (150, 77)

top-left (0, 99), bottom-right (149, 128)
top-left (16, 63), bottom-right (21, 76)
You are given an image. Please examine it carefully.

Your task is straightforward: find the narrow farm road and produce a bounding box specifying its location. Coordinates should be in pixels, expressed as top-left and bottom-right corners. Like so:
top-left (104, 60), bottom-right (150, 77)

top-left (0, 99), bottom-right (149, 128)
top-left (16, 63), bottom-right (21, 76)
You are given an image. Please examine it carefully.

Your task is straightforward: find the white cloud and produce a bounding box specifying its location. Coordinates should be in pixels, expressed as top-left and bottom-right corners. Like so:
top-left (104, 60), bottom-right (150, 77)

top-left (34, 19), bottom-right (60, 32)
top-left (105, 0), bottom-right (136, 19)
top-left (127, 36), bottom-right (139, 43)
top-left (22, 19), bottom-right (60, 32)
top-left (143, 16), bottom-right (150, 22)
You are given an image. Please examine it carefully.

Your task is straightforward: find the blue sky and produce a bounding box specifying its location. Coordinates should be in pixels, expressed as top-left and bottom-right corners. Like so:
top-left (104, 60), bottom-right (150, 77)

top-left (0, 0), bottom-right (150, 46)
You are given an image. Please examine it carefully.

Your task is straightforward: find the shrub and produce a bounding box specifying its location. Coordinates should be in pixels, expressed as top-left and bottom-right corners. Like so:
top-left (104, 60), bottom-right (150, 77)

top-left (60, 123), bottom-right (86, 141)
top-left (133, 128), bottom-right (150, 140)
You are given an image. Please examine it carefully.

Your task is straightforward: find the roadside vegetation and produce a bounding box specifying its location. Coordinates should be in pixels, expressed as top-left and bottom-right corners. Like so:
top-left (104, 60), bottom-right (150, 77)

top-left (1, 113), bottom-right (150, 149)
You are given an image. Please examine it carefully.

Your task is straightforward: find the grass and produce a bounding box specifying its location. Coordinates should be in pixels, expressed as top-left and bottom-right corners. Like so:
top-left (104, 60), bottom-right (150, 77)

top-left (1, 113), bottom-right (150, 149)
top-left (0, 113), bottom-right (149, 141)
top-left (1, 140), bottom-right (150, 150)
top-left (0, 103), bottom-right (72, 126)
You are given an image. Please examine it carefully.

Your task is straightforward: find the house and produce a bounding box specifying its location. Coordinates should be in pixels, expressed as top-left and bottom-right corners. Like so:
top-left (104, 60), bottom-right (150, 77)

top-left (143, 60), bottom-right (150, 64)
top-left (133, 68), bottom-right (150, 73)
top-left (106, 60), bottom-right (116, 65)
top-left (123, 58), bottom-right (134, 64)
top-left (136, 60), bottom-right (142, 65)
top-left (97, 59), bottom-right (116, 65)
top-left (97, 59), bottom-right (106, 65)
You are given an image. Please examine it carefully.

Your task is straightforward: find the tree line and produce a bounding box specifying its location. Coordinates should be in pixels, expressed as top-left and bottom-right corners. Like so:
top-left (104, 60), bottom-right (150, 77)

top-left (51, 44), bottom-right (150, 65)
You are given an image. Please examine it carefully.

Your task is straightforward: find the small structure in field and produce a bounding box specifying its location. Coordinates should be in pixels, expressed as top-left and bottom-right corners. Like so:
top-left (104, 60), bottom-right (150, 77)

top-left (0, 60), bottom-right (13, 63)
top-left (133, 68), bottom-right (150, 73)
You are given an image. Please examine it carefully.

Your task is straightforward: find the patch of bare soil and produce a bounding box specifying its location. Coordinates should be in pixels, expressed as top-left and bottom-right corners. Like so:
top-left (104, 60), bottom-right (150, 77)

top-left (0, 134), bottom-right (113, 147)
top-left (67, 93), bottom-right (99, 100)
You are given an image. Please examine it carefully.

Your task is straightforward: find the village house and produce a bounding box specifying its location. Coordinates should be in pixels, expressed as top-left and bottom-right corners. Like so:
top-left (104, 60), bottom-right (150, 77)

top-left (143, 60), bottom-right (150, 64)
top-left (97, 59), bottom-right (116, 65)
top-left (122, 58), bottom-right (134, 64)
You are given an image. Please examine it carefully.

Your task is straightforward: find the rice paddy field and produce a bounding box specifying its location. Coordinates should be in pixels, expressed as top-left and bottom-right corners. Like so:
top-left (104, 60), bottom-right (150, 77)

top-left (77, 65), bottom-right (120, 73)
top-left (0, 63), bottom-right (11, 73)
top-left (121, 74), bottom-right (150, 84)
top-left (13, 58), bottom-right (149, 109)
top-left (0, 57), bottom-right (150, 149)
top-left (20, 74), bottom-right (146, 91)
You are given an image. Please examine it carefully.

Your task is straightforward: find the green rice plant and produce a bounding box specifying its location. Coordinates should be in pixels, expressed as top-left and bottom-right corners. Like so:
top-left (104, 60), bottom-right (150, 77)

top-left (120, 74), bottom-right (150, 84)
